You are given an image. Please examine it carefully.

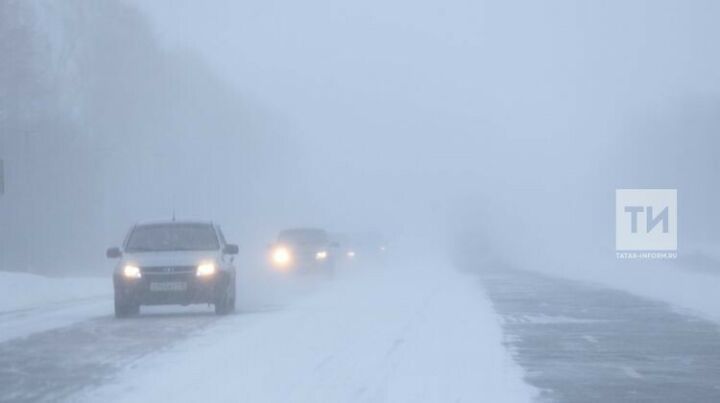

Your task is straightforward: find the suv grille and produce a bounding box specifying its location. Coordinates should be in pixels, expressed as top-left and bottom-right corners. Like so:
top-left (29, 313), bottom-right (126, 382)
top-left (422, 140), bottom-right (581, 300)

top-left (141, 266), bottom-right (196, 275)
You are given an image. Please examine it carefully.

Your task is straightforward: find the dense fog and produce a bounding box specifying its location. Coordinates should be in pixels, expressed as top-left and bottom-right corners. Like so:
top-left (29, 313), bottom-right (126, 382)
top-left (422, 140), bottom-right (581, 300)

top-left (5, 2), bottom-right (720, 402)
top-left (2, 0), bottom-right (719, 276)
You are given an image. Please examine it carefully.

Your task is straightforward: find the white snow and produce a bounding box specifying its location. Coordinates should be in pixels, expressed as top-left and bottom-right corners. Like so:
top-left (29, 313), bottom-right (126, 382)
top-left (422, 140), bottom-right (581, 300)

top-left (503, 314), bottom-right (607, 325)
top-left (514, 245), bottom-right (720, 324)
top-left (575, 260), bottom-right (720, 323)
top-left (0, 271), bottom-right (111, 342)
top-left (0, 271), bottom-right (110, 313)
top-left (79, 263), bottom-right (536, 403)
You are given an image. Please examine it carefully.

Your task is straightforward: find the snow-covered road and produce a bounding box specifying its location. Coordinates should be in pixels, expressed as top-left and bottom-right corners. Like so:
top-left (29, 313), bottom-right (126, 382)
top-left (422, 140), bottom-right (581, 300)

top-left (0, 306), bottom-right (219, 402)
top-left (0, 297), bottom-right (111, 343)
top-left (5, 261), bottom-right (719, 403)
top-left (0, 263), bottom-right (534, 403)
top-left (0, 272), bottom-right (112, 343)
top-left (478, 266), bottom-right (720, 403)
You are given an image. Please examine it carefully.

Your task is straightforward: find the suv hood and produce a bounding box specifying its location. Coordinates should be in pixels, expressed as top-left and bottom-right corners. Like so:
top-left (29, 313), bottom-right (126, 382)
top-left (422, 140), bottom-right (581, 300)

top-left (121, 250), bottom-right (221, 267)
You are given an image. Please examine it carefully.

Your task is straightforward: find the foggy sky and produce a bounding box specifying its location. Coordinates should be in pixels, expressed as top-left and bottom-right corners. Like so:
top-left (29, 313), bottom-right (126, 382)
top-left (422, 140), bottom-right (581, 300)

top-left (2, 0), bottom-right (719, 274)
top-left (132, 0), bottom-right (720, 264)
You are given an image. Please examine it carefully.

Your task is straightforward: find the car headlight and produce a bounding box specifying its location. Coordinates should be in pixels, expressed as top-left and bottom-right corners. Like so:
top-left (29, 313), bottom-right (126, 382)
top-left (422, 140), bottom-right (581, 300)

top-left (122, 265), bottom-right (142, 279)
top-left (315, 251), bottom-right (328, 260)
top-left (347, 251), bottom-right (356, 258)
top-left (196, 263), bottom-right (217, 277)
top-left (272, 247), bottom-right (292, 266)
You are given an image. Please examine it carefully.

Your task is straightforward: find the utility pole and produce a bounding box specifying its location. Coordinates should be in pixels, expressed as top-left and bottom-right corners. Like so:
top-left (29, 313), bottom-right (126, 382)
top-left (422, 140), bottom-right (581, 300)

top-left (23, 131), bottom-right (31, 273)
top-left (0, 157), bottom-right (4, 272)
top-left (0, 158), bottom-right (4, 196)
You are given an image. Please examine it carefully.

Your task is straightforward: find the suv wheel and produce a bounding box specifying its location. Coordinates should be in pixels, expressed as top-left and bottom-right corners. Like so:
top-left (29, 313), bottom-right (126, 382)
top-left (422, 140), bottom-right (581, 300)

top-left (214, 282), bottom-right (235, 315)
top-left (214, 297), bottom-right (228, 315)
top-left (114, 294), bottom-right (138, 318)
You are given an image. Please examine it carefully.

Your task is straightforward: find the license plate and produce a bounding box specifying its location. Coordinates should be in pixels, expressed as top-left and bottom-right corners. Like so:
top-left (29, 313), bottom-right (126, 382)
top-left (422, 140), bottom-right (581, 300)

top-left (150, 281), bottom-right (187, 292)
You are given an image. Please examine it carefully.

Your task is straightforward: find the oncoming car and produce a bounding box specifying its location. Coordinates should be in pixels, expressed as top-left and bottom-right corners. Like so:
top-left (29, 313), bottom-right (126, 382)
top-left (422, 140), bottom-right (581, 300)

top-left (269, 228), bottom-right (337, 277)
top-left (106, 221), bottom-right (238, 317)
top-left (330, 232), bottom-right (388, 267)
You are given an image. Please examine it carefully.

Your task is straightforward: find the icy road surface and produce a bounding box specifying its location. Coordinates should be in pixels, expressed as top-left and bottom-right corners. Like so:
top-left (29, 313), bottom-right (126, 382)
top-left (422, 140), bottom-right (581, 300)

top-left (0, 305), bottom-right (218, 402)
top-left (0, 264), bottom-right (534, 403)
top-left (477, 267), bottom-right (720, 403)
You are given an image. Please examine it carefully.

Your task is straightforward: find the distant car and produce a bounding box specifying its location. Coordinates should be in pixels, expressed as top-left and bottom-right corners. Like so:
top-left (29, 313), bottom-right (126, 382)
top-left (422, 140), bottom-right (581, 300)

top-left (327, 233), bottom-right (358, 265)
top-left (329, 232), bottom-right (388, 267)
top-left (269, 228), bottom-right (337, 277)
top-left (106, 221), bottom-right (238, 317)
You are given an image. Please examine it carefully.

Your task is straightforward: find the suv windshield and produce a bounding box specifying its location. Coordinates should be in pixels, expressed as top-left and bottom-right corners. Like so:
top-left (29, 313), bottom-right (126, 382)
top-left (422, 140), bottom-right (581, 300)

top-left (278, 229), bottom-right (328, 246)
top-left (125, 224), bottom-right (219, 252)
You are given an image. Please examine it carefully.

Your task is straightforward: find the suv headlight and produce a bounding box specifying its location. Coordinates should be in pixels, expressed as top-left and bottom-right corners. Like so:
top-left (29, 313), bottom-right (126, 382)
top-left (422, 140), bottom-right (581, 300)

top-left (315, 251), bottom-right (328, 260)
top-left (196, 263), bottom-right (217, 277)
top-left (272, 247), bottom-right (292, 266)
top-left (122, 265), bottom-right (142, 279)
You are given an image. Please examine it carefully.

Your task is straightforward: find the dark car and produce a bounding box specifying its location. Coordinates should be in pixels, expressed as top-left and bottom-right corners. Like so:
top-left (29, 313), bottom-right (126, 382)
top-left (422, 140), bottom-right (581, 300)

top-left (329, 232), bottom-right (388, 268)
top-left (106, 221), bottom-right (238, 317)
top-left (268, 228), bottom-right (337, 277)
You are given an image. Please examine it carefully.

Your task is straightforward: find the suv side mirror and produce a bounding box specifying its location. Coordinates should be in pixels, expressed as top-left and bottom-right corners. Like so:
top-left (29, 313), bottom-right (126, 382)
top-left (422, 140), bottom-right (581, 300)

top-left (106, 247), bottom-right (122, 259)
top-left (223, 244), bottom-right (239, 255)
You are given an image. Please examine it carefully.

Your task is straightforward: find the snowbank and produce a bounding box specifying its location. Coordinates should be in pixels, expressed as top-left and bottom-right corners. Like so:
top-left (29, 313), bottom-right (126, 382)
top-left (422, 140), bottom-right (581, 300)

top-left (0, 271), bottom-right (110, 313)
top-left (588, 254), bottom-right (720, 322)
top-left (498, 245), bottom-right (720, 323)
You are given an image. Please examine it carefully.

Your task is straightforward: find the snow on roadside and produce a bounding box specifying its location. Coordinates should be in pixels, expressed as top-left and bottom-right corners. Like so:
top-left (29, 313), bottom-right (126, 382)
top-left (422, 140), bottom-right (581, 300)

top-left (0, 271), bottom-right (112, 342)
top-left (79, 264), bottom-right (536, 403)
top-left (0, 271), bottom-right (110, 313)
top-left (568, 258), bottom-right (720, 322)
top-left (499, 244), bottom-right (720, 323)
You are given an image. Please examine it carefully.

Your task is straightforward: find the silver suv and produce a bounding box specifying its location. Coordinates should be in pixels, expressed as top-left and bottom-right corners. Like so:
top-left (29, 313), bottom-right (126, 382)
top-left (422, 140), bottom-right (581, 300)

top-left (107, 221), bottom-right (238, 317)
